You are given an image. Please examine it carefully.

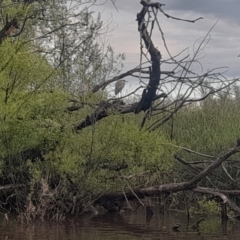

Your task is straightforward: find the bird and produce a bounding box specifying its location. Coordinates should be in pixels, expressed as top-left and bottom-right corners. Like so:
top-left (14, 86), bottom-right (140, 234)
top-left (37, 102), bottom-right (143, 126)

top-left (115, 79), bottom-right (127, 96)
top-left (78, 82), bottom-right (88, 96)
top-left (78, 82), bottom-right (88, 105)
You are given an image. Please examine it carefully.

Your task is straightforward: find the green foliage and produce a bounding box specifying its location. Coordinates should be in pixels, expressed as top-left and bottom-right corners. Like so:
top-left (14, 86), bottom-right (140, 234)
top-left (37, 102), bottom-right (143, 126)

top-left (156, 93), bottom-right (240, 188)
top-left (199, 219), bottom-right (222, 234)
top-left (1, 0), bottom-right (239, 220)
top-left (161, 96), bottom-right (240, 155)
top-left (0, 40), bottom-right (53, 91)
top-left (0, 0), bottom-right (166, 222)
top-left (190, 197), bottom-right (220, 215)
top-left (0, 0), bottom-right (32, 19)
top-left (49, 114), bottom-right (175, 193)
top-left (0, 5), bottom-right (175, 217)
top-left (0, 39), bottom-right (67, 158)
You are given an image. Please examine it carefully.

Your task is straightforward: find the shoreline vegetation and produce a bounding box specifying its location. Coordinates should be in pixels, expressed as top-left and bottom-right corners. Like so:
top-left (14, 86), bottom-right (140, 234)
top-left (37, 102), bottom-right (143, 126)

top-left (0, 0), bottom-right (240, 222)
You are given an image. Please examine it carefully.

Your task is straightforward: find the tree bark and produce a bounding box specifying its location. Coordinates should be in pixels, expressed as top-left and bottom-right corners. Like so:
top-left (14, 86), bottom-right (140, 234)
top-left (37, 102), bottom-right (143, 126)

top-left (135, 1), bottom-right (162, 113)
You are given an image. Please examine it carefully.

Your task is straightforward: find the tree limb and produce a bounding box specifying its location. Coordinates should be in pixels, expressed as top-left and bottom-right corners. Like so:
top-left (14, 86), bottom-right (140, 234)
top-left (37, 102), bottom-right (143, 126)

top-left (73, 93), bottom-right (167, 131)
top-left (0, 184), bottom-right (25, 192)
top-left (94, 144), bottom-right (240, 214)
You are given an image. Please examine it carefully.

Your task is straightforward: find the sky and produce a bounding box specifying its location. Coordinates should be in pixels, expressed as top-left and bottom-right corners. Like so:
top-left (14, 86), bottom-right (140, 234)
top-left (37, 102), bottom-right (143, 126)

top-left (93, 0), bottom-right (240, 93)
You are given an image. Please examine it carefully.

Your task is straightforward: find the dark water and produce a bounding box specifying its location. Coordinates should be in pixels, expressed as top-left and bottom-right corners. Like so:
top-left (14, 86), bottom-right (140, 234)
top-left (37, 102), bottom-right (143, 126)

top-left (0, 208), bottom-right (239, 240)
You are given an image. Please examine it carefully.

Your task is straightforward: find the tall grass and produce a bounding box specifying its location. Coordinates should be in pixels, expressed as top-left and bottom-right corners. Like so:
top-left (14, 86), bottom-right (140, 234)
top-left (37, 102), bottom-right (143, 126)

top-left (162, 96), bottom-right (240, 156)
top-left (158, 93), bottom-right (240, 190)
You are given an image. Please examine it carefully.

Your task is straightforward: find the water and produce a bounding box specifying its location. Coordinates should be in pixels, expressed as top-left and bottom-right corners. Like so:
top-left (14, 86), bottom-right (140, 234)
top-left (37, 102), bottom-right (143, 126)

top-left (0, 208), bottom-right (239, 240)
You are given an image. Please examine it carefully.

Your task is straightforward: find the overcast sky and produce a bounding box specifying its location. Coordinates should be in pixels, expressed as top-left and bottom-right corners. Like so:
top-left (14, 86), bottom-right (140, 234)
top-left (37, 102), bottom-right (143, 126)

top-left (93, 0), bottom-right (240, 92)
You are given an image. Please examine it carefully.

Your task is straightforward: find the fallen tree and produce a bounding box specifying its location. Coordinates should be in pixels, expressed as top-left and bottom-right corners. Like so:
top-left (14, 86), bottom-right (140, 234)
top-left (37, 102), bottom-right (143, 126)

top-left (93, 142), bottom-right (240, 216)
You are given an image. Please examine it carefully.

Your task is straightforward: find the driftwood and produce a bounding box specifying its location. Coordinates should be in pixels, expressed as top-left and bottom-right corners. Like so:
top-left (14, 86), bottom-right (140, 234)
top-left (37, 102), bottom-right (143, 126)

top-left (94, 144), bottom-right (240, 215)
top-left (193, 187), bottom-right (240, 214)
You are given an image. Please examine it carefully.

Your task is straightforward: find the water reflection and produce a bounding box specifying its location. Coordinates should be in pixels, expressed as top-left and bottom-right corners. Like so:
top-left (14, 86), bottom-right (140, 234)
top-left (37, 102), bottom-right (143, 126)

top-left (0, 207), bottom-right (240, 240)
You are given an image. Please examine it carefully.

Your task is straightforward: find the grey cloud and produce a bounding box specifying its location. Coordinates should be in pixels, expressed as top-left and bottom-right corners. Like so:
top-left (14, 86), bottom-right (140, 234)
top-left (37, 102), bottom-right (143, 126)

top-left (94, 0), bottom-right (240, 79)
top-left (104, 0), bottom-right (240, 24)
top-left (164, 0), bottom-right (240, 23)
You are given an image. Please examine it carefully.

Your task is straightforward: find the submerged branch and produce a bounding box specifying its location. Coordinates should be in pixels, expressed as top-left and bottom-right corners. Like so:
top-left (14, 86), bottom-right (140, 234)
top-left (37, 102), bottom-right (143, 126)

top-left (193, 187), bottom-right (240, 215)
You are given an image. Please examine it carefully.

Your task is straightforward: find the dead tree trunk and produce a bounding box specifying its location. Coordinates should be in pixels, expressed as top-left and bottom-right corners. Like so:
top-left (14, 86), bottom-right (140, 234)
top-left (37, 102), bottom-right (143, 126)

top-left (135, 1), bottom-right (162, 113)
